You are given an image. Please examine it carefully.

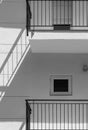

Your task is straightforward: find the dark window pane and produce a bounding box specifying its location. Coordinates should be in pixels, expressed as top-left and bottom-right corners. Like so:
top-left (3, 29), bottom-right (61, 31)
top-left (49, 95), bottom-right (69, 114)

top-left (54, 79), bottom-right (68, 92)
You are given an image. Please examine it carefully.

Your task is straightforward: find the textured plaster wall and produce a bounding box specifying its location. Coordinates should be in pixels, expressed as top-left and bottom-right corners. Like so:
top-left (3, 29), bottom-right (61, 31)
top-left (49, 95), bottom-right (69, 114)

top-left (0, 52), bottom-right (88, 119)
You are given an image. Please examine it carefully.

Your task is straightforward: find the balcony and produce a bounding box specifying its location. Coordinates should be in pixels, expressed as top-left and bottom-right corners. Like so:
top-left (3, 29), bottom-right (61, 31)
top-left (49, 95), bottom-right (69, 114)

top-left (26, 0), bottom-right (88, 34)
top-left (26, 99), bottom-right (88, 130)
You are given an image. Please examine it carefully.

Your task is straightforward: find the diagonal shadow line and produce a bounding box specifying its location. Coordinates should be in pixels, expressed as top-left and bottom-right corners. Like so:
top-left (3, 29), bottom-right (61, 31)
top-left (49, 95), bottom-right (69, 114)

top-left (0, 27), bottom-right (25, 74)
top-left (19, 122), bottom-right (25, 130)
top-left (6, 43), bottom-right (31, 87)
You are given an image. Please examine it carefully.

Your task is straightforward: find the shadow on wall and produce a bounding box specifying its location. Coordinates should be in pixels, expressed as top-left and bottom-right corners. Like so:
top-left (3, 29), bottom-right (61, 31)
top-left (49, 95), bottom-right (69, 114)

top-left (0, 119), bottom-right (26, 130)
top-left (0, 0), bottom-right (28, 102)
top-left (0, 27), bottom-right (29, 102)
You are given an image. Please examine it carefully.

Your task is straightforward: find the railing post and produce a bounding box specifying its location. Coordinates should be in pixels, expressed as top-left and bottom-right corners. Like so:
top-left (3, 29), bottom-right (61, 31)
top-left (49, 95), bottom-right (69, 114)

top-left (26, 0), bottom-right (28, 36)
top-left (26, 100), bottom-right (31, 130)
top-left (26, 0), bottom-right (32, 36)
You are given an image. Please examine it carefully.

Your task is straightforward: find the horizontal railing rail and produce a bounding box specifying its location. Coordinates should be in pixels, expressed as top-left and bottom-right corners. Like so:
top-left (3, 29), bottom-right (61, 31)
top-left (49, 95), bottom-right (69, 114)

top-left (26, 99), bottom-right (88, 130)
top-left (26, 0), bottom-right (88, 32)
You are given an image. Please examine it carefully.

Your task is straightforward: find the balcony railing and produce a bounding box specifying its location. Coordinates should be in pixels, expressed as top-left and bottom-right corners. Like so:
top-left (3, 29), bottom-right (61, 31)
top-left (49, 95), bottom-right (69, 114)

top-left (26, 99), bottom-right (88, 130)
top-left (26, 0), bottom-right (88, 33)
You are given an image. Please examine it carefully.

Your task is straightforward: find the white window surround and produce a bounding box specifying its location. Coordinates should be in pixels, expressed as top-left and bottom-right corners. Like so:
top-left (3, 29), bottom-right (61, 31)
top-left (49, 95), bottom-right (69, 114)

top-left (50, 75), bottom-right (72, 96)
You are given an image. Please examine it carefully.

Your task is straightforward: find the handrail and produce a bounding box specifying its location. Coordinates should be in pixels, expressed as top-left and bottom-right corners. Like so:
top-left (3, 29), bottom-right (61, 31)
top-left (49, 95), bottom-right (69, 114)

top-left (26, 99), bottom-right (88, 102)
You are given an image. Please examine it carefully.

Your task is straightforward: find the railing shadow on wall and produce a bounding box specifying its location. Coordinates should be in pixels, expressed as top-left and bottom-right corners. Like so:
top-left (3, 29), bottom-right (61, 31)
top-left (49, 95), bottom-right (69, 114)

top-left (0, 28), bottom-right (31, 103)
top-left (26, 99), bottom-right (88, 130)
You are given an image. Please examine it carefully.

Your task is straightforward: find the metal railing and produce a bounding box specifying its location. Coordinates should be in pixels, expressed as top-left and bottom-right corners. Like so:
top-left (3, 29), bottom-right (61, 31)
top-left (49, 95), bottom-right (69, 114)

top-left (26, 0), bottom-right (88, 33)
top-left (26, 99), bottom-right (88, 130)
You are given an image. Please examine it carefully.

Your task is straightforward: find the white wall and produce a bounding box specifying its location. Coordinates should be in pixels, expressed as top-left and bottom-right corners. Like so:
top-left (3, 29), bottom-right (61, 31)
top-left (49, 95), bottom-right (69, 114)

top-left (31, 39), bottom-right (88, 53)
top-left (0, 0), bottom-right (88, 129)
top-left (0, 0), bottom-right (26, 28)
top-left (0, 52), bottom-right (88, 119)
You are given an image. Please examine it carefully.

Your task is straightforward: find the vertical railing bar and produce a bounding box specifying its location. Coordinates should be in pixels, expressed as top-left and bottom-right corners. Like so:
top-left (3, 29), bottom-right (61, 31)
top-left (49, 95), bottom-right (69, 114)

top-left (41, 0), bottom-right (42, 27)
top-left (79, 104), bottom-right (80, 130)
top-left (56, 103), bottom-right (57, 130)
top-left (41, 103), bottom-right (42, 130)
top-left (64, 104), bottom-right (65, 130)
top-left (69, 0), bottom-right (70, 25)
top-left (60, 0), bottom-right (61, 24)
top-left (52, 0), bottom-right (54, 26)
top-left (68, 0), bottom-right (69, 24)
top-left (50, 0), bottom-right (51, 26)
top-left (64, 0), bottom-right (65, 24)
top-left (49, 0), bottom-right (50, 26)
top-left (48, 103), bottom-right (50, 130)
top-left (75, 104), bottom-right (76, 130)
top-left (75, 0), bottom-right (76, 26)
top-left (87, 103), bottom-right (88, 130)
top-left (53, 103), bottom-right (55, 124)
top-left (37, 0), bottom-right (38, 26)
top-left (79, 0), bottom-right (80, 26)
top-left (83, 0), bottom-right (84, 26)
top-left (33, 1), bottom-right (35, 30)
top-left (33, 101), bottom-right (34, 130)
top-left (83, 104), bottom-right (84, 130)
top-left (82, 103), bottom-right (83, 130)
top-left (71, 0), bottom-right (72, 26)
top-left (26, 101), bottom-right (28, 130)
top-left (52, 103), bottom-right (53, 130)
top-left (60, 103), bottom-right (61, 130)
top-left (44, 0), bottom-right (46, 27)
top-left (86, 103), bottom-right (88, 130)
top-left (29, 0), bottom-right (31, 31)
top-left (56, 0), bottom-right (57, 24)
top-left (28, 102), bottom-right (31, 130)
top-left (71, 104), bottom-right (72, 130)
top-left (45, 103), bottom-right (46, 130)
top-left (68, 103), bottom-right (69, 130)
top-left (45, 0), bottom-right (46, 26)
top-left (67, 0), bottom-right (69, 24)
top-left (86, 0), bottom-right (88, 26)
top-left (71, 0), bottom-right (73, 27)
top-left (37, 103), bottom-right (38, 130)
top-left (26, 0), bottom-right (28, 36)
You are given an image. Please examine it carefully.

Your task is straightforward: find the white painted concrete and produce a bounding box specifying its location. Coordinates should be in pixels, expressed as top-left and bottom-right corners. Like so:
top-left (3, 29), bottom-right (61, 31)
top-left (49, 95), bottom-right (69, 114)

top-left (31, 39), bottom-right (88, 53)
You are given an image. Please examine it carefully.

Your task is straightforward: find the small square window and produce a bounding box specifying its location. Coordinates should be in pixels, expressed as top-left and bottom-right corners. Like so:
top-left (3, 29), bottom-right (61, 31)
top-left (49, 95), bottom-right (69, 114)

top-left (50, 75), bottom-right (72, 96)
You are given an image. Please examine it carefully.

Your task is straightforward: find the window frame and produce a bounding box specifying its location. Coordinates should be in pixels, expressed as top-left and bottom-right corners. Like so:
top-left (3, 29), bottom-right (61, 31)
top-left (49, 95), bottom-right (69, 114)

top-left (50, 74), bottom-right (72, 96)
